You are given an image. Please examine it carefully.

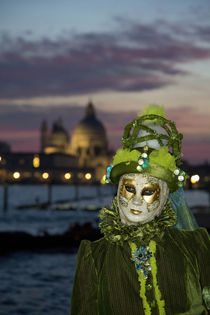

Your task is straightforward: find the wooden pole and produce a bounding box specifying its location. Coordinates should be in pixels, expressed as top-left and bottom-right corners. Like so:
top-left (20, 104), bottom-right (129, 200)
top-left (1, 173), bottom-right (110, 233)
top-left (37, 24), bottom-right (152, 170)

top-left (3, 183), bottom-right (8, 212)
top-left (74, 184), bottom-right (79, 201)
top-left (48, 184), bottom-right (52, 207)
top-left (96, 184), bottom-right (102, 201)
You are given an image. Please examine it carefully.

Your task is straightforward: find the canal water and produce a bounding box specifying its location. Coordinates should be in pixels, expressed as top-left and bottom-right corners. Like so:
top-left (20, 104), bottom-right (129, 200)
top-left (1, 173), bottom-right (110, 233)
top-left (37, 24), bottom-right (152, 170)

top-left (0, 185), bottom-right (209, 315)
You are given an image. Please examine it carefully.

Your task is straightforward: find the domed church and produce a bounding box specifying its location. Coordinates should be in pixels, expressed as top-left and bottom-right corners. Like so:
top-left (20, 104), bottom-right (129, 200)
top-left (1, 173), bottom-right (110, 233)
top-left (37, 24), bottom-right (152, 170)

top-left (40, 102), bottom-right (113, 181)
top-left (69, 102), bottom-right (107, 160)
top-left (68, 102), bottom-right (113, 180)
top-left (41, 118), bottom-right (69, 154)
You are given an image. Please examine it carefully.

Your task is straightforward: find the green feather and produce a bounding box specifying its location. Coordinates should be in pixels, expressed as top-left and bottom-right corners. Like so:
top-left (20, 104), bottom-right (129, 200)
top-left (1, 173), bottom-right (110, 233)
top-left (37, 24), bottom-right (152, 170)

top-left (149, 147), bottom-right (177, 172)
top-left (113, 149), bottom-right (140, 166)
top-left (138, 105), bottom-right (167, 124)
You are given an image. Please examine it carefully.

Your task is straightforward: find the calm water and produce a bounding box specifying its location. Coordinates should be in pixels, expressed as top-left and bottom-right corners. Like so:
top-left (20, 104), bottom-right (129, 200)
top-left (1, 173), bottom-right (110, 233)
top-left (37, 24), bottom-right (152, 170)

top-left (0, 185), bottom-right (209, 315)
top-left (0, 185), bottom-right (114, 315)
top-left (0, 252), bottom-right (77, 315)
top-left (0, 185), bottom-right (115, 235)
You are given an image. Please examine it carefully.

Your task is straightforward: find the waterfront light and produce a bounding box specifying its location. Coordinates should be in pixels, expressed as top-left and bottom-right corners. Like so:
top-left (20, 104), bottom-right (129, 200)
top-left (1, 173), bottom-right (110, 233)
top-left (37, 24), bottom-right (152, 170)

top-left (85, 173), bottom-right (92, 180)
top-left (42, 172), bottom-right (49, 180)
top-left (190, 174), bottom-right (200, 184)
top-left (101, 174), bottom-right (106, 184)
top-left (33, 155), bottom-right (40, 168)
top-left (64, 172), bottom-right (71, 180)
top-left (13, 171), bottom-right (20, 179)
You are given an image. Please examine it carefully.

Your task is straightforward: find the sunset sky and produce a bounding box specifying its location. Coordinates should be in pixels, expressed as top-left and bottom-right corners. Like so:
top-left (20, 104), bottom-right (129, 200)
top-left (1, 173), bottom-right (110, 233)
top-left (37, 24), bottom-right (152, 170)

top-left (0, 0), bottom-right (210, 164)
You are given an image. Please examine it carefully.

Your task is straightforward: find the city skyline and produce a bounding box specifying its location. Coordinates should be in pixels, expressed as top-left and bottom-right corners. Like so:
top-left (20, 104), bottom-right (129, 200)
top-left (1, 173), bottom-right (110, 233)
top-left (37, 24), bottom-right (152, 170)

top-left (0, 0), bottom-right (210, 164)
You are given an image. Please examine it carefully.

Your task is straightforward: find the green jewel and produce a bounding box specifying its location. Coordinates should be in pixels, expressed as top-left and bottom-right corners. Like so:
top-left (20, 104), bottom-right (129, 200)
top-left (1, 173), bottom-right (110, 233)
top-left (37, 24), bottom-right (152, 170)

top-left (136, 165), bottom-right (142, 172)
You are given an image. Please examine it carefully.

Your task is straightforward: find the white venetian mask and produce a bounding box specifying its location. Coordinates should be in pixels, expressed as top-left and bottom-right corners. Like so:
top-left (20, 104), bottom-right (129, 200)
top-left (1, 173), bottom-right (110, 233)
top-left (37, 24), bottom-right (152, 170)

top-left (117, 173), bottom-right (169, 225)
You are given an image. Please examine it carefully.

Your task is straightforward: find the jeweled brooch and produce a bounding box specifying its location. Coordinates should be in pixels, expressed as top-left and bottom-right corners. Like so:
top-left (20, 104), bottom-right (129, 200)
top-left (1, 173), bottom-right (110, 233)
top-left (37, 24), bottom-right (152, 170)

top-left (131, 245), bottom-right (152, 279)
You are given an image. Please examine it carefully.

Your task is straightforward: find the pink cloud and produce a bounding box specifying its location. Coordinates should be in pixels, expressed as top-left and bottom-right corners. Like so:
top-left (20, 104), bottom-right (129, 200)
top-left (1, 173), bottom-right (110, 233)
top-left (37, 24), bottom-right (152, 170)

top-left (0, 129), bottom-right (40, 152)
top-left (168, 107), bottom-right (210, 135)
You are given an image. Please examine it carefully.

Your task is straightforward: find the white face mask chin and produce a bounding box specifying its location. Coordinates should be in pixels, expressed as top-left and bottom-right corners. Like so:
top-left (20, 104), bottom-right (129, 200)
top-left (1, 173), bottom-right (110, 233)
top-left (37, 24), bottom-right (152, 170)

top-left (117, 173), bottom-right (169, 226)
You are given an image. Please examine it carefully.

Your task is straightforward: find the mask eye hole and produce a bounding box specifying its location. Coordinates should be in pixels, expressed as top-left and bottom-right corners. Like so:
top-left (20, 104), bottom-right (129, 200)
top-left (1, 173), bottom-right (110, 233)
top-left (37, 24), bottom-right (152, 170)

top-left (125, 185), bottom-right (136, 194)
top-left (141, 185), bottom-right (160, 204)
top-left (142, 189), bottom-right (155, 196)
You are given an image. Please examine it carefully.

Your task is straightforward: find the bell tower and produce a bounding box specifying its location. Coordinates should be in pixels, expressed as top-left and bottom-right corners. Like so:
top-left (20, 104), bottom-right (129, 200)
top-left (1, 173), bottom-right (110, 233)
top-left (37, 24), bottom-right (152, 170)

top-left (40, 119), bottom-right (48, 152)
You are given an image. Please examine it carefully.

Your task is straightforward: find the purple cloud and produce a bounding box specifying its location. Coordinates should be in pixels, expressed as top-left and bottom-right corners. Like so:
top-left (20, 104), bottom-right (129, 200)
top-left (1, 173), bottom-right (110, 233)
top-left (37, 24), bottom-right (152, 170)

top-left (0, 20), bottom-right (210, 99)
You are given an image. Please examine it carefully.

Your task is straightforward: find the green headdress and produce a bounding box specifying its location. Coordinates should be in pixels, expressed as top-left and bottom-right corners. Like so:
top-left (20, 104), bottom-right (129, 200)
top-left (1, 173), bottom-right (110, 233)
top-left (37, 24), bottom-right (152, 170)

top-left (106, 105), bottom-right (186, 192)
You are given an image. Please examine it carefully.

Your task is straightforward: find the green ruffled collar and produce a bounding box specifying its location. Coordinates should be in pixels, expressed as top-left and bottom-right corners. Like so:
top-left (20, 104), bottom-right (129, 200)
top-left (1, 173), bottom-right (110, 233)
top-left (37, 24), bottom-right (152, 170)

top-left (99, 198), bottom-right (177, 246)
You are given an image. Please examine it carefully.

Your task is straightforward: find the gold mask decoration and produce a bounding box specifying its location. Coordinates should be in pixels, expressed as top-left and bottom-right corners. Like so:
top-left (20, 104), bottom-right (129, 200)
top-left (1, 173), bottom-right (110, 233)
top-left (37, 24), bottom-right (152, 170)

top-left (120, 179), bottom-right (160, 204)
top-left (117, 173), bottom-right (169, 225)
top-left (141, 184), bottom-right (160, 204)
top-left (120, 179), bottom-right (136, 200)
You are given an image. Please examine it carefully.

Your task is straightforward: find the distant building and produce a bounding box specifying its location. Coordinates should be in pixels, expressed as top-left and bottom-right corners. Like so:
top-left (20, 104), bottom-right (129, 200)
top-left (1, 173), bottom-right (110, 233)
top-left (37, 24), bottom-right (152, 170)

top-left (0, 141), bottom-right (10, 153)
top-left (0, 102), bottom-right (210, 188)
top-left (40, 101), bottom-right (113, 181)
top-left (69, 102), bottom-right (113, 180)
top-left (0, 101), bottom-right (113, 185)
top-left (41, 118), bottom-right (69, 154)
top-left (0, 152), bottom-right (96, 184)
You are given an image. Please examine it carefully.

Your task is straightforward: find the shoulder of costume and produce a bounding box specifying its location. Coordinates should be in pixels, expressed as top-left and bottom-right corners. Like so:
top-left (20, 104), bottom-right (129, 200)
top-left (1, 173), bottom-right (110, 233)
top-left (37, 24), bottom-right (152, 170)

top-left (77, 239), bottom-right (92, 259)
top-left (165, 226), bottom-right (210, 244)
top-left (78, 237), bottom-right (110, 254)
top-left (79, 237), bottom-right (121, 272)
top-left (90, 236), bottom-right (109, 247)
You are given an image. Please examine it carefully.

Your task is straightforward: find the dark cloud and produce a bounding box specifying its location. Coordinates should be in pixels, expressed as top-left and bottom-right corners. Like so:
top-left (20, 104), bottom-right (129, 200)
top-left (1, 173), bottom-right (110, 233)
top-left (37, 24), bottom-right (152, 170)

top-left (0, 103), bottom-right (137, 134)
top-left (193, 25), bottom-right (210, 42)
top-left (0, 20), bottom-right (210, 99)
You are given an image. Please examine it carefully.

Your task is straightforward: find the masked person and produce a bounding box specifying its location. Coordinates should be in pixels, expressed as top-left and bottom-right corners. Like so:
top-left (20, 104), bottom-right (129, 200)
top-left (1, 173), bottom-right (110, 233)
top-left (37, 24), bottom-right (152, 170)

top-left (70, 105), bottom-right (210, 315)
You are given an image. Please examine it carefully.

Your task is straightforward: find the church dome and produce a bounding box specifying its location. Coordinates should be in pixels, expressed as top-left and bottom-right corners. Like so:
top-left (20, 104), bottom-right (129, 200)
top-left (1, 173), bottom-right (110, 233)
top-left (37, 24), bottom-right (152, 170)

top-left (51, 118), bottom-right (69, 146)
top-left (75, 103), bottom-right (105, 135)
top-left (41, 118), bottom-right (69, 154)
top-left (70, 102), bottom-right (108, 159)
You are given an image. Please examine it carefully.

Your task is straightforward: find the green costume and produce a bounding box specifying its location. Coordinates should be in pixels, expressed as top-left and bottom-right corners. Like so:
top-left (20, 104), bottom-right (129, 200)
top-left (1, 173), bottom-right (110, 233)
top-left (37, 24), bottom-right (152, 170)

top-left (70, 200), bottom-right (210, 314)
top-left (70, 105), bottom-right (210, 314)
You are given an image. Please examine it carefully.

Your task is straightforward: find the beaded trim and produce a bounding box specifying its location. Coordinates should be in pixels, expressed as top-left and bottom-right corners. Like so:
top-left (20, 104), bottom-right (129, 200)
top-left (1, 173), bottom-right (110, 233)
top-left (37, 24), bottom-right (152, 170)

top-left (129, 242), bottom-right (152, 314)
top-left (173, 169), bottom-right (186, 188)
top-left (137, 146), bottom-right (149, 172)
top-left (105, 164), bottom-right (113, 183)
top-left (129, 240), bottom-right (166, 314)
